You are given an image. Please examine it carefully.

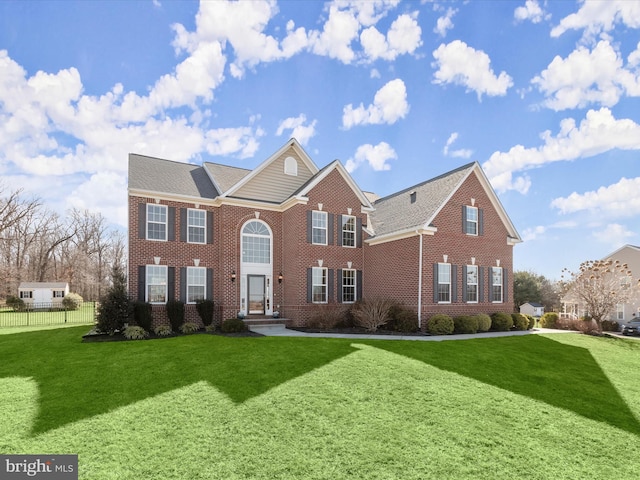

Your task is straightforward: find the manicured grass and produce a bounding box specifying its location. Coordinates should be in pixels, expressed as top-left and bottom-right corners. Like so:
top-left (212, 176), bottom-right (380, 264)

top-left (0, 327), bottom-right (639, 479)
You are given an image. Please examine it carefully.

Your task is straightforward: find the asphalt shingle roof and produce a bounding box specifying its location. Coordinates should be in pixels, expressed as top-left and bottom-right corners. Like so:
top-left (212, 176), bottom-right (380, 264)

top-left (203, 162), bottom-right (251, 194)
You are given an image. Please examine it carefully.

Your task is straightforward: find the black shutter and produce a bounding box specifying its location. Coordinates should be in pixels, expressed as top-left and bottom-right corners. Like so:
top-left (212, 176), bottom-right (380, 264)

top-left (337, 269), bottom-right (343, 303)
top-left (452, 265), bottom-right (458, 302)
top-left (488, 268), bottom-right (493, 302)
top-left (307, 211), bottom-right (313, 243)
top-left (307, 268), bottom-right (313, 303)
top-left (168, 207), bottom-right (176, 241)
top-left (462, 205), bottom-right (467, 234)
top-left (478, 208), bottom-right (484, 236)
top-left (479, 267), bottom-right (485, 302)
top-left (180, 267), bottom-right (187, 302)
top-left (139, 203), bottom-right (146, 239)
top-left (207, 211), bottom-right (214, 244)
top-left (433, 264), bottom-right (439, 303)
top-left (337, 216), bottom-right (343, 247)
top-left (356, 270), bottom-right (363, 301)
top-left (138, 266), bottom-right (146, 302)
top-left (180, 208), bottom-right (187, 242)
top-left (503, 268), bottom-right (508, 303)
top-left (328, 268), bottom-right (334, 302)
top-left (207, 268), bottom-right (214, 300)
top-left (356, 218), bottom-right (362, 247)
top-left (167, 267), bottom-right (175, 302)
top-left (462, 265), bottom-right (468, 303)
top-left (328, 213), bottom-right (334, 245)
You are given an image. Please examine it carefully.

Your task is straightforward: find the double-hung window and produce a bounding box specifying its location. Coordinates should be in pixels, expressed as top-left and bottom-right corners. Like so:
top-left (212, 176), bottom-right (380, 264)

top-left (341, 215), bottom-right (356, 247)
top-left (465, 206), bottom-right (478, 235)
top-left (312, 211), bottom-right (328, 245)
top-left (53, 290), bottom-right (65, 298)
top-left (20, 291), bottom-right (33, 299)
top-left (312, 267), bottom-right (328, 303)
top-left (342, 269), bottom-right (356, 303)
top-left (492, 267), bottom-right (503, 303)
top-left (147, 265), bottom-right (168, 303)
top-left (437, 263), bottom-right (451, 303)
top-left (147, 204), bottom-right (167, 241)
top-left (187, 209), bottom-right (206, 244)
top-left (187, 267), bottom-right (206, 303)
top-left (466, 265), bottom-right (478, 303)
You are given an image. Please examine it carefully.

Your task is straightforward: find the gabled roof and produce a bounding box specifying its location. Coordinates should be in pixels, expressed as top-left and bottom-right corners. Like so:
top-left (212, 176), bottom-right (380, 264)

top-left (129, 154), bottom-right (219, 199)
top-left (522, 302), bottom-right (544, 308)
top-left (604, 244), bottom-right (640, 260)
top-left (203, 162), bottom-right (251, 194)
top-left (369, 162), bottom-right (521, 243)
top-left (19, 282), bottom-right (68, 289)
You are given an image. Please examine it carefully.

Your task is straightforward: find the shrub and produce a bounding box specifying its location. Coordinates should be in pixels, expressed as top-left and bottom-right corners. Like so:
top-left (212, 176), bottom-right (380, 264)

top-left (575, 318), bottom-right (599, 335)
top-left (195, 299), bottom-right (215, 327)
top-left (511, 313), bottom-right (529, 331)
top-left (221, 318), bottom-right (247, 333)
top-left (166, 300), bottom-right (185, 332)
top-left (539, 312), bottom-right (559, 329)
top-left (180, 322), bottom-right (201, 334)
top-left (205, 324), bottom-right (217, 333)
top-left (351, 298), bottom-right (393, 332)
top-left (427, 314), bottom-right (454, 335)
top-left (601, 320), bottom-right (620, 332)
top-left (62, 292), bottom-right (83, 310)
top-left (96, 264), bottom-right (133, 335)
top-left (453, 315), bottom-right (478, 334)
top-left (526, 315), bottom-right (536, 329)
top-left (491, 312), bottom-right (513, 331)
top-left (307, 303), bottom-right (347, 330)
top-left (475, 314), bottom-right (492, 333)
top-left (6, 295), bottom-right (25, 312)
top-left (133, 302), bottom-right (153, 331)
top-left (153, 325), bottom-right (173, 337)
top-left (123, 326), bottom-right (149, 340)
top-left (387, 303), bottom-right (420, 333)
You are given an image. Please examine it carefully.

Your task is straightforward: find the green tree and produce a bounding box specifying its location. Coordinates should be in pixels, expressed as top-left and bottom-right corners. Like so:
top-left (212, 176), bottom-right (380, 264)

top-left (514, 270), bottom-right (561, 313)
top-left (96, 264), bottom-right (132, 334)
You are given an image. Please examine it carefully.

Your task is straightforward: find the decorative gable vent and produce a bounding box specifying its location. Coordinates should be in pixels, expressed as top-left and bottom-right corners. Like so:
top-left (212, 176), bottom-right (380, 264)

top-left (284, 156), bottom-right (298, 176)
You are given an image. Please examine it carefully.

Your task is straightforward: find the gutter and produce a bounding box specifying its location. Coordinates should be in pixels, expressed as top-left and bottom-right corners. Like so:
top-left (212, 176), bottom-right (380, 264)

top-left (417, 231), bottom-right (423, 329)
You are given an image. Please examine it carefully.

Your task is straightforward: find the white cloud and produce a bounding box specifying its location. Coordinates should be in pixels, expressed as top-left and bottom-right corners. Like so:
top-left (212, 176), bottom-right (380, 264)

top-left (434, 7), bottom-right (457, 37)
top-left (443, 132), bottom-right (473, 159)
top-left (532, 40), bottom-right (640, 111)
top-left (521, 221), bottom-right (578, 242)
top-left (66, 172), bottom-right (128, 228)
top-left (514, 1), bottom-right (549, 24)
top-left (276, 114), bottom-right (317, 146)
top-left (345, 142), bottom-right (397, 173)
top-left (361, 12), bottom-right (422, 61)
top-left (432, 40), bottom-right (513, 99)
top-left (483, 108), bottom-right (640, 193)
top-left (592, 223), bottom-right (636, 247)
top-left (551, 177), bottom-right (640, 217)
top-left (551, 0), bottom-right (640, 40)
top-left (342, 78), bottom-right (409, 129)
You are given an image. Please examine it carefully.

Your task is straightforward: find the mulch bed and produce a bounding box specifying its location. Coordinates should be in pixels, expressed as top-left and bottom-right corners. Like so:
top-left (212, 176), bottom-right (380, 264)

top-left (81, 327), bottom-right (262, 342)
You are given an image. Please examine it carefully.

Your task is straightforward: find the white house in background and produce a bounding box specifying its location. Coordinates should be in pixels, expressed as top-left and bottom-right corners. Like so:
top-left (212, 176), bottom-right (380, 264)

top-left (18, 282), bottom-right (69, 307)
top-left (520, 302), bottom-right (544, 318)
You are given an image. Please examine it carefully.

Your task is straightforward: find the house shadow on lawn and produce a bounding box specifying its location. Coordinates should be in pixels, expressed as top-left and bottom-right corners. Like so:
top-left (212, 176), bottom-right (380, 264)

top-left (368, 334), bottom-right (640, 436)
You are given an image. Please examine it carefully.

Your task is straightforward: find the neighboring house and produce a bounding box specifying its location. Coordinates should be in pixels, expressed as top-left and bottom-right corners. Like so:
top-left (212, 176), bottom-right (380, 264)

top-left (520, 302), bottom-right (544, 318)
top-left (128, 139), bottom-right (522, 328)
top-left (18, 282), bottom-right (69, 307)
top-left (561, 244), bottom-right (640, 323)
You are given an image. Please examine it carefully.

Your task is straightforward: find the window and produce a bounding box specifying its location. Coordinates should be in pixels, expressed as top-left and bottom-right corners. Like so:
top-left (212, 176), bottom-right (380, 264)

top-left (492, 267), bottom-right (503, 303)
top-left (342, 215), bottom-right (356, 247)
top-left (342, 269), bottom-right (356, 303)
top-left (187, 209), bottom-right (206, 244)
top-left (147, 265), bottom-right (168, 303)
top-left (312, 267), bottom-right (328, 303)
top-left (312, 211), bottom-right (327, 245)
top-left (465, 206), bottom-right (478, 235)
top-left (242, 221), bottom-right (271, 264)
top-left (438, 263), bottom-right (451, 303)
top-left (19, 291), bottom-right (33, 299)
top-left (616, 304), bottom-right (624, 321)
top-left (466, 265), bottom-right (478, 303)
top-left (187, 267), bottom-right (206, 303)
top-left (53, 290), bottom-right (65, 298)
top-left (147, 204), bottom-right (167, 241)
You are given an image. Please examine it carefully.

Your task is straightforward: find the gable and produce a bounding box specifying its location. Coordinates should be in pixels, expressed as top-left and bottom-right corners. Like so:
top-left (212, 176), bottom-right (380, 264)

top-left (604, 245), bottom-right (640, 276)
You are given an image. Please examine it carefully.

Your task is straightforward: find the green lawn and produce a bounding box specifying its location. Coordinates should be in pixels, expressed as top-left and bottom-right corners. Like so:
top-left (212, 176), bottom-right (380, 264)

top-left (0, 327), bottom-right (639, 479)
top-left (0, 302), bottom-right (95, 328)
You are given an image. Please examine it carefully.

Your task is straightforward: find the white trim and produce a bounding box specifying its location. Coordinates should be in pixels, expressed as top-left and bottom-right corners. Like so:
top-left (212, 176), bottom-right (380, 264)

top-left (187, 208), bottom-right (206, 244)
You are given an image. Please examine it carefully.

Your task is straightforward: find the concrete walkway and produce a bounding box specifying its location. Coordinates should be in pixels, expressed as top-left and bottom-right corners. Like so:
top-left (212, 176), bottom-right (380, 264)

top-left (248, 324), bottom-right (576, 341)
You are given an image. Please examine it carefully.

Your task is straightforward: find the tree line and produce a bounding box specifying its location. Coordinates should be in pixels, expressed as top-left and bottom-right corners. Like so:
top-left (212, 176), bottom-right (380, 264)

top-left (0, 184), bottom-right (126, 302)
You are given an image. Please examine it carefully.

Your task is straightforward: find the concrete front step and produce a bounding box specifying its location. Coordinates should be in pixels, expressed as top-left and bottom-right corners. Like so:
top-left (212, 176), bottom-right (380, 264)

top-left (243, 317), bottom-right (289, 334)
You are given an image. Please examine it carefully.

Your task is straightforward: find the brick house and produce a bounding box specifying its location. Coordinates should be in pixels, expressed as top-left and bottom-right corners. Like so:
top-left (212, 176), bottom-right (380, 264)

top-left (128, 139), bottom-right (521, 328)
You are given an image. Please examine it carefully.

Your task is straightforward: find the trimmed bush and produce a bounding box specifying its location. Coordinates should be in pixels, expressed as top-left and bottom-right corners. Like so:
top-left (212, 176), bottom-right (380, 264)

top-left (180, 322), bottom-right (201, 334)
top-left (387, 303), bottom-right (420, 333)
top-left (453, 315), bottom-right (478, 334)
top-left (601, 320), bottom-right (620, 332)
top-left (195, 299), bottom-right (215, 327)
top-left (491, 312), bottom-right (513, 331)
top-left (166, 300), bottom-right (185, 332)
top-left (427, 314), bottom-right (454, 335)
top-left (475, 314), bottom-right (492, 333)
top-left (153, 325), bottom-right (173, 337)
top-left (308, 303), bottom-right (347, 330)
top-left (221, 318), bottom-right (247, 333)
top-left (351, 298), bottom-right (393, 332)
top-left (539, 312), bottom-right (559, 329)
top-left (133, 302), bottom-right (153, 331)
top-left (511, 313), bottom-right (529, 331)
top-left (6, 295), bottom-right (25, 312)
top-left (526, 315), bottom-right (536, 329)
top-left (123, 326), bottom-right (149, 340)
top-left (62, 292), bottom-right (83, 310)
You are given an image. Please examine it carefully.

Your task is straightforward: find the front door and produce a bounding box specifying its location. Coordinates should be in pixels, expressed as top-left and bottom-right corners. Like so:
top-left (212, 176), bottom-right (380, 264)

top-left (248, 275), bottom-right (265, 314)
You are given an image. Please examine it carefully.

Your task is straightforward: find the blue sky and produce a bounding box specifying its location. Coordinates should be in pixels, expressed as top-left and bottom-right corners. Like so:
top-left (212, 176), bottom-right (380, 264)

top-left (1, 0), bottom-right (639, 280)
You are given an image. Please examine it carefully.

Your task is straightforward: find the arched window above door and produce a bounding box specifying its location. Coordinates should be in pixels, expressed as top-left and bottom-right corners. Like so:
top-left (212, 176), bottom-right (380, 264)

top-left (242, 220), bottom-right (271, 264)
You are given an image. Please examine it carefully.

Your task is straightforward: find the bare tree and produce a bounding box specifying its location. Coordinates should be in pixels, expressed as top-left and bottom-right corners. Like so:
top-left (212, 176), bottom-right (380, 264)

top-left (560, 259), bottom-right (640, 330)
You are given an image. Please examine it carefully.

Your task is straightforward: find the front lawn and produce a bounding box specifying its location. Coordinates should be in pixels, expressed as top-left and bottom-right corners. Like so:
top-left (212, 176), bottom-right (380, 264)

top-left (0, 327), bottom-right (638, 479)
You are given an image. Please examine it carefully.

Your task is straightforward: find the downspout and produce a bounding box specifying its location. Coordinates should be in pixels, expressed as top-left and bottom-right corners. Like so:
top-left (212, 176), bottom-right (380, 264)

top-left (417, 231), bottom-right (423, 329)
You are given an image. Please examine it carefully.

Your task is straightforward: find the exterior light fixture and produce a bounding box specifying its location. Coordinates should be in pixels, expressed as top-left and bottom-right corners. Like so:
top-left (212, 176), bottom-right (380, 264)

top-left (278, 272), bottom-right (283, 283)
top-left (231, 270), bottom-right (236, 282)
